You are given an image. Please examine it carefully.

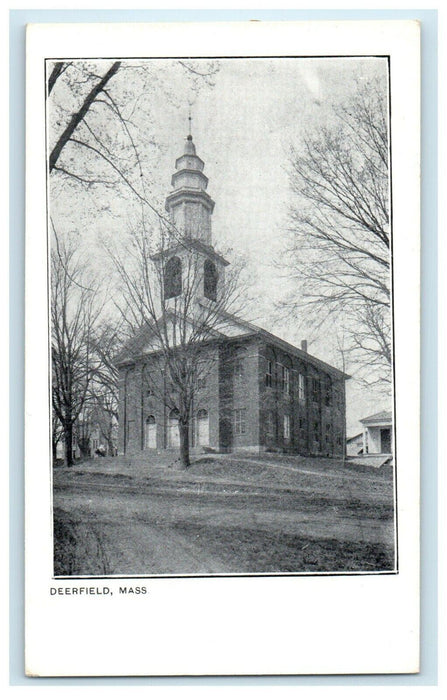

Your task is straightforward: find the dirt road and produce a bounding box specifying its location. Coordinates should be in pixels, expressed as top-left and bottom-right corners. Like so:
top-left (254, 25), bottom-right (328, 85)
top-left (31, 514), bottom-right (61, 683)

top-left (53, 456), bottom-right (396, 576)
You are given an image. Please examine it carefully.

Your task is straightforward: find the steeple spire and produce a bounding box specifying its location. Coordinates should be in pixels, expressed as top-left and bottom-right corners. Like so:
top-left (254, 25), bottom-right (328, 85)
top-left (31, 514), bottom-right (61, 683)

top-left (165, 129), bottom-right (215, 245)
top-left (184, 107), bottom-right (195, 154)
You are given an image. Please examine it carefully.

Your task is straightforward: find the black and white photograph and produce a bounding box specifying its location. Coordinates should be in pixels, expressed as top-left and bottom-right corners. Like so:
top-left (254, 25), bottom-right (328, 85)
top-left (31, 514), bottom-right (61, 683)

top-left (25, 19), bottom-right (421, 677)
top-left (48, 54), bottom-right (396, 578)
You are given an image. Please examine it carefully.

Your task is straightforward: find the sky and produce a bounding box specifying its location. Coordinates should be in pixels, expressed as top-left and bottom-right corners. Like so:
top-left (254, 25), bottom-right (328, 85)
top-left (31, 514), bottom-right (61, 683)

top-left (49, 56), bottom-right (391, 435)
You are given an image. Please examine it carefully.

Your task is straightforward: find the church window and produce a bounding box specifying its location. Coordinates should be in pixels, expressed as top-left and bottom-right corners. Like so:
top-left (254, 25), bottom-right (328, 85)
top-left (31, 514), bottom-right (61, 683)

top-left (324, 377), bottom-right (332, 406)
top-left (265, 360), bottom-right (273, 387)
top-left (234, 357), bottom-right (244, 379)
top-left (298, 373), bottom-right (306, 402)
top-left (164, 256), bottom-right (182, 299)
top-left (234, 408), bottom-right (247, 435)
top-left (283, 414), bottom-right (291, 440)
top-left (311, 378), bottom-right (320, 404)
top-left (299, 417), bottom-right (307, 439)
top-left (204, 259), bottom-right (218, 301)
top-left (281, 366), bottom-right (290, 394)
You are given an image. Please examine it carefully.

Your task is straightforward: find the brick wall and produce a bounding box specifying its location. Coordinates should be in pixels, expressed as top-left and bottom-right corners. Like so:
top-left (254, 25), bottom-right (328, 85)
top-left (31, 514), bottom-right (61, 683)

top-left (218, 338), bottom-right (260, 450)
top-left (118, 335), bottom-right (346, 457)
top-left (258, 342), bottom-right (346, 457)
top-left (118, 344), bottom-right (223, 454)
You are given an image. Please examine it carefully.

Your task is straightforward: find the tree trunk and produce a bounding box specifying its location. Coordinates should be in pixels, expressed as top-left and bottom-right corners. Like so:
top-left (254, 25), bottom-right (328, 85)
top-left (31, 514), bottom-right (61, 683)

top-left (106, 432), bottom-right (115, 457)
top-left (64, 421), bottom-right (74, 467)
top-left (179, 420), bottom-right (190, 469)
top-left (47, 62), bottom-right (66, 96)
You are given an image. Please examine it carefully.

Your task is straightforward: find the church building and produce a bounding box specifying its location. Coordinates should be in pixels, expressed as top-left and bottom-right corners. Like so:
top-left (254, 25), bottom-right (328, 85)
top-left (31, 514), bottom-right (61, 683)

top-left (116, 132), bottom-right (348, 457)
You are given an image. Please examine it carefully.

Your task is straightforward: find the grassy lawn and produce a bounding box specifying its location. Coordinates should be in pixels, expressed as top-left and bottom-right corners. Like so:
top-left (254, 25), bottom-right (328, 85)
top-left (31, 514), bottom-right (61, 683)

top-left (53, 454), bottom-right (396, 576)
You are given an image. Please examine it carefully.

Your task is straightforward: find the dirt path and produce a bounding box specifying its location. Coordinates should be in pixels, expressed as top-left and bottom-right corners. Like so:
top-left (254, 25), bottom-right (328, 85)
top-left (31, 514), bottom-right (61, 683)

top-left (54, 485), bottom-right (230, 576)
top-left (96, 519), bottom-right (228, 576)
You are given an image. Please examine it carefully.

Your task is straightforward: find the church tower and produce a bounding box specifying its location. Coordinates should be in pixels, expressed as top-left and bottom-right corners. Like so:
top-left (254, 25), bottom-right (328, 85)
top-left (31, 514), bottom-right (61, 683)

top-left (157, 130), bottom-right (229, 306)
top-left (165, 133), bottom-right (215, 245)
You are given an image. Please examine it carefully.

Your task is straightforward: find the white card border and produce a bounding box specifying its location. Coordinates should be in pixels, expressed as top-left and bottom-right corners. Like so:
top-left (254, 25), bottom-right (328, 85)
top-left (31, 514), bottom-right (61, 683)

top-left (26, 24), bottom-right (424, 675)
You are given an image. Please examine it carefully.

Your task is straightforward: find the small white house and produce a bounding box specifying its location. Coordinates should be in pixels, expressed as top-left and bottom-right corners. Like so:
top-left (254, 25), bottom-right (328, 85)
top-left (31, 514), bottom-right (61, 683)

top-left (360, 410), bottom-right (392, 455)
top-left (346, 432), bottom-right (364, 456)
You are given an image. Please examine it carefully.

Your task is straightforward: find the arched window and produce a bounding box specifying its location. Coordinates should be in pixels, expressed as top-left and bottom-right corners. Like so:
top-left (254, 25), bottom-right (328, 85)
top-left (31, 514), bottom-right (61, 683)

top-left (164, 256), bottom-right (182, 299)
top-left (324, 375), bottom-right (332, 407)
top-left (196, 409), bottom-right (209, 447)
top-left (144, 415), bottom-right (157, 449)
top-left (234, 352), bottom-right (245, 381)
top-left (167, 408), bottom-right (180, 448)
top-left (204, 259), bottom-right (218, 302)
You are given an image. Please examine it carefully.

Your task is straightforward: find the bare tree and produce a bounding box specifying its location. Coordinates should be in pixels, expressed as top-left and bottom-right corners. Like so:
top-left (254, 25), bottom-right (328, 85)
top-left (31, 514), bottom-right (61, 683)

top-left (281, 77), bottom-right (391, 386)
top-left (51, 231), bottom-right (104, 466)
top-left (88, 321), bottom-right (123, 455)
top-left (47, 59), bottom-right (219, 187)
top-left (48, 59), bottom-right (222, 466)
top-left (49, 61), bottom-right (121, 173)
top-left (110, 225), bottom-right (244, 468)
top-left (47, 61), bottom-right (72, 96)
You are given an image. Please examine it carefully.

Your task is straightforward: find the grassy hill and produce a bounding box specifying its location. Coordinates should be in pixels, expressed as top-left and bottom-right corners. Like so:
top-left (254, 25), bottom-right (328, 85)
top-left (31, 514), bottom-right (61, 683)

top-left (53, 453), bottom-right (395, 576)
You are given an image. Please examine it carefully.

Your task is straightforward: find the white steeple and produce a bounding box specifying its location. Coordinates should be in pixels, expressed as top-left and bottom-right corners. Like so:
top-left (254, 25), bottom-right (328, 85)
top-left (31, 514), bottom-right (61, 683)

top-left (165, 131), bottom-right (215, 245)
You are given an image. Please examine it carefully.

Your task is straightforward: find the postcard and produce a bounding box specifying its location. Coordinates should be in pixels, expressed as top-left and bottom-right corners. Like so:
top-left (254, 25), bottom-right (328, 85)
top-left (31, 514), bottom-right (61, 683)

top-left (25, 19), bottom-right (420, 676)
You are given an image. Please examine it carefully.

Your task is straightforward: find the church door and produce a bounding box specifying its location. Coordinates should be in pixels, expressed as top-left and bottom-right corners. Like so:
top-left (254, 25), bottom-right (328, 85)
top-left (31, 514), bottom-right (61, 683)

top-left (168, 409), bottom-right (180, 448)
top-left (144, 416), bottom-right (156, 449)
top-left (196, 409), bottom-right (209, 447)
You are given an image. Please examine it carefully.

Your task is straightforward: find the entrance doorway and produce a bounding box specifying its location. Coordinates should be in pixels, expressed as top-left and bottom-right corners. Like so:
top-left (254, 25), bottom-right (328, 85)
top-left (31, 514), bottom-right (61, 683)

top-left (144, 415), bottom-right (156, 449)
top-left (167, 409), bottom-right (180, 448)
top-left (380, 428), bottom-right (391, 453)
top-left (196, 409), bottom-right (209, 447)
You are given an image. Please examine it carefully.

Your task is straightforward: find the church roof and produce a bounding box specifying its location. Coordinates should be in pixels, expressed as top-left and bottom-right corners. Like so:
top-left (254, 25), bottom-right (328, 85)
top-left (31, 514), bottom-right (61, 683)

top-left (114, 311), bottom-right (227, 366)
top-left (214, 309), bottom-right (350, 379)
top-left (113, 323), bottom-right (157, 365)
top-left (115, 310), bottom-right (349, 380)
top-left (150, 238), bottom-right (230, 267)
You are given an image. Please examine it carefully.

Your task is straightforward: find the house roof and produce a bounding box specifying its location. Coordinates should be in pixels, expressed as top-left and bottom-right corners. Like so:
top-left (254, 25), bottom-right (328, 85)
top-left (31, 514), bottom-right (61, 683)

top-left (346, 432), bottom-right (363, 443)
top-left (360, 410), bottom-right (392, 425)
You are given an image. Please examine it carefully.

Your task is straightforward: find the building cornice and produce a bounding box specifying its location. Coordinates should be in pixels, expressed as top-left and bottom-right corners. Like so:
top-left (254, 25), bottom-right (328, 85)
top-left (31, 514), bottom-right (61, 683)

top-left (165, 188), bottom-right (215, 214)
